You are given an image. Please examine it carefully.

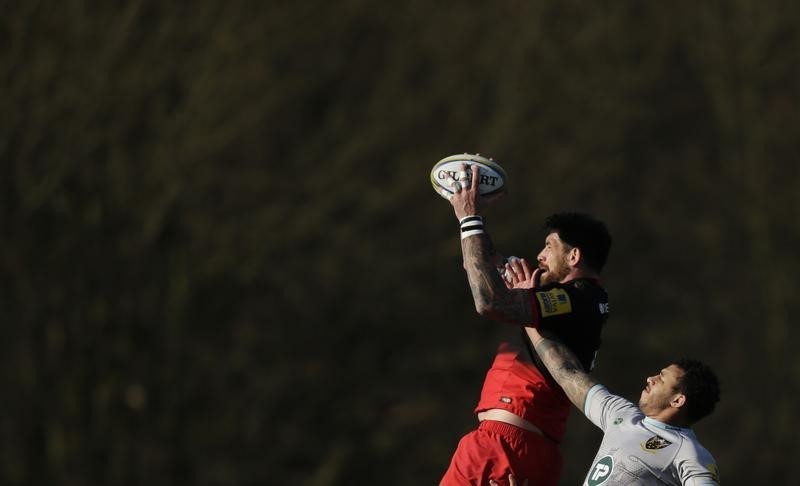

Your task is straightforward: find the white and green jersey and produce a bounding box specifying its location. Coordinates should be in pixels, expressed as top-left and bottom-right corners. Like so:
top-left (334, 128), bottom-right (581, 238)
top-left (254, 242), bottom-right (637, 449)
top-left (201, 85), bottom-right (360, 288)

top-left (581, 385), bottom-right (720, 486)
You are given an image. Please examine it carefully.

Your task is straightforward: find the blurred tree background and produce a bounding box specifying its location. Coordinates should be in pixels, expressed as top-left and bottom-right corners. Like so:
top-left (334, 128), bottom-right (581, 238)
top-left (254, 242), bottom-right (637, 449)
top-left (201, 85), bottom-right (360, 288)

top-left (2, 0), bottom-right (799, 484)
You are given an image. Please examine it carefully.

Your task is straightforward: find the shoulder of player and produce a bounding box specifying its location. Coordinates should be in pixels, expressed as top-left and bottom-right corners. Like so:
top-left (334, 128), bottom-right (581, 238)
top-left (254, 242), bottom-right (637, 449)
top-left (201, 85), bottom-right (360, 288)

top-left (536, 278), bottom-right (606, 310)
top-left (676, 433), bottom-right (716, 461)
top-left (541, 278), bottom-right (605, 295)
top-left (570, 277), bottom-right (606, 292)
top-left (673, 437), bottom-right (719, 483)
top-left (587, 385), bottom-right (643, 420)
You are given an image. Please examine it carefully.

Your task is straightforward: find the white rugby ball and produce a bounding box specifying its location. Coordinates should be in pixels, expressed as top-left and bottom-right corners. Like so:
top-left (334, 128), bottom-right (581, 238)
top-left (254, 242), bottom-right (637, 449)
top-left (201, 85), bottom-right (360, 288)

top-left (430, 153), bottom-right (508, 199)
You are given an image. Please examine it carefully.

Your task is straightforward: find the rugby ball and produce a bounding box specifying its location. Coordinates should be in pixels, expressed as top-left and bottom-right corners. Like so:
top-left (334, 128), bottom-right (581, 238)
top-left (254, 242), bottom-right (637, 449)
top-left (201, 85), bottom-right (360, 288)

top-left (430, 153), bottom-right (507, 199)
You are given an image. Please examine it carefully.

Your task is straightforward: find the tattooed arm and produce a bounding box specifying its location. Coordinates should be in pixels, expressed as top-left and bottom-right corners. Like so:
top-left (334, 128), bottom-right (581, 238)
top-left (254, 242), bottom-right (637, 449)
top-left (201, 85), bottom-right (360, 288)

top-left (461, 233), bottom-right (534, 324)
top-left (446, 163), bottom-right (533, 324)
top-left (525, 326), bottom-right (599, 410)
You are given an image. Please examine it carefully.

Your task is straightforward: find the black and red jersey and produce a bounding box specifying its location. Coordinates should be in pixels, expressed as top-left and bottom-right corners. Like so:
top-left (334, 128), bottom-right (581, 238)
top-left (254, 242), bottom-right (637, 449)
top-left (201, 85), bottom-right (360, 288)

top-left (475, 278), bottom-right (609, 442)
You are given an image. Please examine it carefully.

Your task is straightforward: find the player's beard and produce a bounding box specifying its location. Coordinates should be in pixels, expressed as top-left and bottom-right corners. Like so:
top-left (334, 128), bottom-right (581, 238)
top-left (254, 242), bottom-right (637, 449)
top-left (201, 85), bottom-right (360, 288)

top-left (538, 253), bottom-right (570, 285)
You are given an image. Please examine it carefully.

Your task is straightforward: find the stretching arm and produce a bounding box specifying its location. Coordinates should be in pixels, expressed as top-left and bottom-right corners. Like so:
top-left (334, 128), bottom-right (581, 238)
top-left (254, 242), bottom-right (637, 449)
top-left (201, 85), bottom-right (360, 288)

top-left (461, 234), bottom-right (533, 323)
top-left (525, 326), bottom-right (599, 410)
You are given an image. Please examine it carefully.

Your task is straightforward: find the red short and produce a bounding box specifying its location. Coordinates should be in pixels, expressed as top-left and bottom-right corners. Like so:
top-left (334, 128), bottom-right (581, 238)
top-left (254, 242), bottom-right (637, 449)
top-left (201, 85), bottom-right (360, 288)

top-left (440, 420), bottom-right (563, 486)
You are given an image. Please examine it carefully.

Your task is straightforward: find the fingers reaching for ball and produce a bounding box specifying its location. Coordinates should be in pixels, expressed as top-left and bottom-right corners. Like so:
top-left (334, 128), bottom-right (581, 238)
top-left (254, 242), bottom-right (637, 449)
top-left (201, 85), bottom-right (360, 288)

top-left (430, 153), bottom-right (507, 201)
top-left (445, 170), bottom-right (468, 194)
top-left (504, 257), bottom-right (538, 289)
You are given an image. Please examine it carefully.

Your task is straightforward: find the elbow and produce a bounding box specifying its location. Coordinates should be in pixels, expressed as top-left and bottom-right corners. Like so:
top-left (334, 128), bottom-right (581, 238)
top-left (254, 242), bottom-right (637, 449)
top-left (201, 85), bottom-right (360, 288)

top-left (471, 287), bottom-right (516, 322)
top-left (474, 300), bottom-right (492, 317)
top-left (474, 300), bottom-right (503, 320)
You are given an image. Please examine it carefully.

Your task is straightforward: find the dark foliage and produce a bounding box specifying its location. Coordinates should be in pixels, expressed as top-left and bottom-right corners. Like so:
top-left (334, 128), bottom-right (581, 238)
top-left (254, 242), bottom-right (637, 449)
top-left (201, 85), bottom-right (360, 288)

top-left (2, 1), bottom-right (799, 484)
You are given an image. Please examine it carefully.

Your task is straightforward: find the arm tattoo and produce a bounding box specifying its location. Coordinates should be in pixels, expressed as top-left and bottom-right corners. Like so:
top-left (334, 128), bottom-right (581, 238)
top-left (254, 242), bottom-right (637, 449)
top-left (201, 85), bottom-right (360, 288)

top-left (527, 328), bottom-right (598, 410)
top-left (461, 234), bottom-right (532, 324)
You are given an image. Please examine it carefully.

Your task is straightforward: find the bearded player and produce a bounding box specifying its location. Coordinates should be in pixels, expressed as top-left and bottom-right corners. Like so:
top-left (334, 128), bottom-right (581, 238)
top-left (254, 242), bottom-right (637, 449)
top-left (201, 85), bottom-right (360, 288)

top-left (439, 163), bottom-right (612, 486)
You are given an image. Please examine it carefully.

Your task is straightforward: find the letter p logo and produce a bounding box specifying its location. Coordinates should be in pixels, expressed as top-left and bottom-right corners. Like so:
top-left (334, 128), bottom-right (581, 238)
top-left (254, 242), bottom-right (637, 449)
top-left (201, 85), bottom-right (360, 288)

top-left (588, 456), bottom-right (613, 485)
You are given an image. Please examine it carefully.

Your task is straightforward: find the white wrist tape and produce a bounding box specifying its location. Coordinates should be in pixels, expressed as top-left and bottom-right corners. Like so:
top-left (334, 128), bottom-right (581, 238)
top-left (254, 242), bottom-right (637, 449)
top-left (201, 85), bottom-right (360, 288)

top-left (459, 215), bottom-right (485, 240)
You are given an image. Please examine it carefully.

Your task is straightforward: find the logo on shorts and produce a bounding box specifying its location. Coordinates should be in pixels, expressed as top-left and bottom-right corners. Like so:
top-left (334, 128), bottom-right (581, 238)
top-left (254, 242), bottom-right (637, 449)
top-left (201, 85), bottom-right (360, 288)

top-left (613, 417), bottom-right (623, 425)
top-left (641, 435), bottom-right (672, 452)
top-left (587, 455), bottom-right (613, 485)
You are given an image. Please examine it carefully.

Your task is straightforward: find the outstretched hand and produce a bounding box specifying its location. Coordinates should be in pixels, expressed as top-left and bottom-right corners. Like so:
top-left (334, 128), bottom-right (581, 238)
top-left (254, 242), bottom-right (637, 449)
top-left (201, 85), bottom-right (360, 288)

top-left (445, 163), bottom-right (505, 220)
top-left (503, 257), bottom-right (541, 289)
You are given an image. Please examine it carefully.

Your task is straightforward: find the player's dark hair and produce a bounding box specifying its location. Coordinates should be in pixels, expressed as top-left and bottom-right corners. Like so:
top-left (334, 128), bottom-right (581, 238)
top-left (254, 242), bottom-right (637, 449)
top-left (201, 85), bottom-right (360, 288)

top-left (544, 212), bottom-right (612, 272)
top-left (672, 358), bottom-right (721, 424)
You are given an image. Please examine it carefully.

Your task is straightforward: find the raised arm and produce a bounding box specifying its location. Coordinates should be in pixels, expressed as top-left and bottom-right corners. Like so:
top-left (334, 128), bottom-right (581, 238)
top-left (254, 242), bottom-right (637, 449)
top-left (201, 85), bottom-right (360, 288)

top-left (461, 234), bottom-right (534, 323)
top-left (448, 164), bottom-right (533, 324)
top-left (525, 326), bottom-right (599, 410)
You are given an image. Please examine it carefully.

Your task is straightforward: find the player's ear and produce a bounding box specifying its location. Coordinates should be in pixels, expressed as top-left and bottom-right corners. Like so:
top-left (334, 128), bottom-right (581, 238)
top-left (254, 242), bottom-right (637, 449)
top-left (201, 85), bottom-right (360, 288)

top-left (568, 246), bottom-right (581, 266)
top-left (670, 393), bottom-right (687, 409)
